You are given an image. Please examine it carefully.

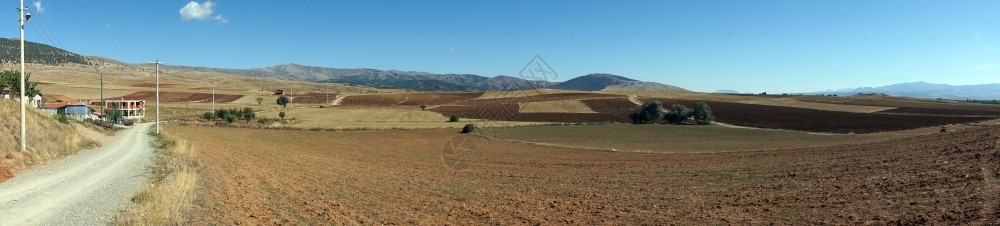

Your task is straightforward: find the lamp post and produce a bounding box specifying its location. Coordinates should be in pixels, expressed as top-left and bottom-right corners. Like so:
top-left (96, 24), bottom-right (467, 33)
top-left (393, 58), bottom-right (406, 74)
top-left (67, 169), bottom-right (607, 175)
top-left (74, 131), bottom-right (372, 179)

top-left (18, 1), bottom-right (30, 152)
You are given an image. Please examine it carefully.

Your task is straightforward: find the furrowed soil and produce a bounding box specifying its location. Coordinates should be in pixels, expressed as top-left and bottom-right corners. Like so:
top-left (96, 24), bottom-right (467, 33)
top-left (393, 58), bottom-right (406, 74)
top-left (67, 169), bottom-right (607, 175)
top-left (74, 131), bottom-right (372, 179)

top-left (170, 124), bottom-right (1000, 224)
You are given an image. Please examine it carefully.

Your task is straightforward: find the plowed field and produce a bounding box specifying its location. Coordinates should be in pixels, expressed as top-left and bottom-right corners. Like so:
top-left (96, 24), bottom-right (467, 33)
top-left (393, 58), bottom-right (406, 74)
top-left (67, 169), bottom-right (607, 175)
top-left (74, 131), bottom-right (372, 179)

top-left (116, 91), bottom-right (244, 103)
top-left (645, 98), bottom-right (997, 133)
top-left (169, 124), bottom-right (1000, 225)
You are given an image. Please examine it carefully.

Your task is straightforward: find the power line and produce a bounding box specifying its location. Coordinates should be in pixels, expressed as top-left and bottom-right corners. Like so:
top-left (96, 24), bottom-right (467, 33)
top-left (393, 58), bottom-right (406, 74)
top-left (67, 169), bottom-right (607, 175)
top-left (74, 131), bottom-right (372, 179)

top-left (90, 0), bottom-right (155, 59)
top-left (69, 0), bottom-right (153, 61)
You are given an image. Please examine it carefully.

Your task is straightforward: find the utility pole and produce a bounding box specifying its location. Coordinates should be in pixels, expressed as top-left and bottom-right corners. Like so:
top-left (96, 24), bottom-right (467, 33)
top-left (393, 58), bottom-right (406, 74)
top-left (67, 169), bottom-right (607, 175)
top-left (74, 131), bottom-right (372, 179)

top-left (150, 60), bottom-right (166, 134)
top-left (100, 72), bottom-right (104, 117)
top-left (18, 1), bottom-right (30, 152)
top-left (289, 89), bottom-right (293, 108)
top-left (212, 87), bottom-right (216, 112)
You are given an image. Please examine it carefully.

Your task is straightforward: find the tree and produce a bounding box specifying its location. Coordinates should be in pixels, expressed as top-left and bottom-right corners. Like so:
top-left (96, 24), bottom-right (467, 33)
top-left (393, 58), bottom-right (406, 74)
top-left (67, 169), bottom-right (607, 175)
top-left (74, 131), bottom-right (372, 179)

top-left (202, 112), bottom-right (214, 120)
top-left (692, 102), bottom-right (714, 125)
top-left (0, 70), bottom-right (41, 97)
top-left (107, 106), bottom-right (123, 124)
top-left (276, 96), bottom-right (290, 108)
top-left (255, 97), bottom-right (264, 106)
top-left (420, 104), bottom-right (427, 111)
top-left (449, 114), bottom-right (459, 122)
top-left (279, 111), bottom-right (286, 121)
top-left (243, 107), bottom-right (255, 123)
top-left (628, 100), bottom-right (664, 124)
top-left (224, 114), bottom-right (236, 123)
top-left (664, 104), bottom-right (692, 124)
top-left (461, 124), bottom-right (475, 133)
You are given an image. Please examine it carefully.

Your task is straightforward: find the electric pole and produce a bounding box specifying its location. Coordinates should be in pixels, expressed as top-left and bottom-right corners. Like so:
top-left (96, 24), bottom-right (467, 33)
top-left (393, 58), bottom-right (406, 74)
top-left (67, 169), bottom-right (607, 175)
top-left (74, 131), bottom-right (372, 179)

top-left (212, 86), bottom-right (216, 112)
top-left (150, 60), bottom-right (166, 134)
top-left (18, 1), bottom-right (30, 152)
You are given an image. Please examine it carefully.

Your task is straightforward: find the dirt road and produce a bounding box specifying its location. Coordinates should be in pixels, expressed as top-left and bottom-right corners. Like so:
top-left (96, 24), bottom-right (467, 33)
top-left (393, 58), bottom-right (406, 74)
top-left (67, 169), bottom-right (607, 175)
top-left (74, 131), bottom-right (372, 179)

top-left (0, 123), bottom-right (154, 225)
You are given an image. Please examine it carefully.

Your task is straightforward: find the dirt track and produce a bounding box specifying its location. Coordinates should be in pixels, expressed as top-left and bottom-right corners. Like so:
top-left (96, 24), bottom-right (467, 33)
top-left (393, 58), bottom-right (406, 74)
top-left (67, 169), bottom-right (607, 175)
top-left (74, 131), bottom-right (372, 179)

top-left (173, 124), bottom-right (1000, 224)
top-left (0, 123), bottom-right (154, 225)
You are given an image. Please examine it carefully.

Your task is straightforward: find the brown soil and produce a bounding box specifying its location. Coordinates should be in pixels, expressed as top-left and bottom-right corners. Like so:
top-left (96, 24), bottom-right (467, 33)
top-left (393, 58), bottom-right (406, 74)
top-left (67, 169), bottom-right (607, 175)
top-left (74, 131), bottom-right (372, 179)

top-left (115, 91), bottom-right (244, 103)
top-left (340, 92), bottom-right (484, 106)
top-left (171, 124), bottom-right (1000, 224)
top-left (0, 166), bottom-right (11, 182)
top-left (646, 98), bottom-right (997, 133)
top-left (130, 83), bottom-right (180, 88)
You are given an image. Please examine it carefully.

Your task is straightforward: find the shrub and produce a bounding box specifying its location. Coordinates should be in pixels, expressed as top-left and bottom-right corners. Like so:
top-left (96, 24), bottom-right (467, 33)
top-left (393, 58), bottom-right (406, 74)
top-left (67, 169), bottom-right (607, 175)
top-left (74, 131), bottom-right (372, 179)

top-left (255, 97), bottom-right (264, 106)
top-left (449, 114), bottom-right (459, 122)
top-left (628, 100), bottom-right (664, 124)
top-left (319, 105), bottom-right (325, 108)
top-left (664, 104), bottom-right (692, 124)
top-left (461, 124), bottom-right (475, 133)
top-left (243, 107), bottom-right (255, 123)
top-left (55, 114), bottom-right (69, 124)
top-left (420, 104), bottom-right (427, 111)
top-left (202, 112), bottom-right (214, 120)
top-left (279, 111), bottom-right (286, 120)
top-left (692, 102), bottom-right (714, 125)
top-left (224, 114), bottom-right (236, 123)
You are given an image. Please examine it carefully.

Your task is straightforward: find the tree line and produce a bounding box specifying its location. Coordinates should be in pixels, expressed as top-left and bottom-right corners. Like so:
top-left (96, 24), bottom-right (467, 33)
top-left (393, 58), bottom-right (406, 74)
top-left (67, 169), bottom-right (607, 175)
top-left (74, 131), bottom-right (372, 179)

top-left (628, 100), bottom-right (713, 125)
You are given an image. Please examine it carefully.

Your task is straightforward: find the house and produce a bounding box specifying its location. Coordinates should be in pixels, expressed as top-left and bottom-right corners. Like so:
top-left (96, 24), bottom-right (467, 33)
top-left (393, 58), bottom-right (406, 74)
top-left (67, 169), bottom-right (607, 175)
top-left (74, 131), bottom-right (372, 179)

top-left (40, 102), bottom-right (68, 115)
top-left (40, 103), bottom-right (98, 121)
top-left (104, 100), bottom-right (146, 121)
top-left (274, 89), bottom-right (285, 95)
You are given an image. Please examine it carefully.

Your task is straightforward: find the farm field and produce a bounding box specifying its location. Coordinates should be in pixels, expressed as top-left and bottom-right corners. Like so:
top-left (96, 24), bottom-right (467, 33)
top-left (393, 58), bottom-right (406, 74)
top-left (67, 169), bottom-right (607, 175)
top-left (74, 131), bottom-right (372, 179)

top-left (496, 124), bottom-right (897, 153)
top-left (167, 123), bottom-right (1000, 225)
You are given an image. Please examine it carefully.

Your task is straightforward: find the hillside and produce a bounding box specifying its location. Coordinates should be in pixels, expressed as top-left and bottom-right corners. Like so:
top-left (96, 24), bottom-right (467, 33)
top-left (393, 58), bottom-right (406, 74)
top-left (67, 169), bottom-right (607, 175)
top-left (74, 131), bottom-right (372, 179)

top-left (0, 38), bottom-right (89, 65)
top-left (0, 99), bottom-right (90, 182)
top-left (554, 73), bottom-right (689, 92)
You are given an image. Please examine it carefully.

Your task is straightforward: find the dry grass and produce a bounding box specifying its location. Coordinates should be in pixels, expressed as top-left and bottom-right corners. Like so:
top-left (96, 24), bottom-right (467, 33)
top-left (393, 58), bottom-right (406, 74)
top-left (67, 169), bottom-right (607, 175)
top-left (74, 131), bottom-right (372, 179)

top-left (601, 90), bottom-right (895, 113)
top-left (113, 131), bottom-right (199, 225)
top-left (0, 99), bottom-right (93, 181)
top-left (518, 100), bottom-right (597, 113)
top-left (274, 106), bottom-right (547, 129)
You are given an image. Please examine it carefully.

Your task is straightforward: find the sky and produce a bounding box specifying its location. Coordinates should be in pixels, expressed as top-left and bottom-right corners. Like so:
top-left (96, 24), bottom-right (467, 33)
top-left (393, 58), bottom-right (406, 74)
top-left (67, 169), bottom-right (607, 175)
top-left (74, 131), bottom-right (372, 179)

top-left (1, 0), bottom-right (998, 93)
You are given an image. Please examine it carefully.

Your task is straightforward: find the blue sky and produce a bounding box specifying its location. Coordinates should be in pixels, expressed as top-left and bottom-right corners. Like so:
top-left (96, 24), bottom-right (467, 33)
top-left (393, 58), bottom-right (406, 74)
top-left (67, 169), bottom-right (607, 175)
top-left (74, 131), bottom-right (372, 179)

top-left (3, 1), bottom-right (998, 93)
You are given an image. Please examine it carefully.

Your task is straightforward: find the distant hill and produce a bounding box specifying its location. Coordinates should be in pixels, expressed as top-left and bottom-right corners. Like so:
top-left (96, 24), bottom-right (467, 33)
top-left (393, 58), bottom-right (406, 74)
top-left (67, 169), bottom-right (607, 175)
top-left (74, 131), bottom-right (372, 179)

top-left (169, 64), bottom-right (687, 92)
top-left (0, 38), bottom-right (89, 65)
top-left (553, 73), bottom-right (688, 92)
top-left (713, 89), bottom-right (746, 94)
top-left (816, 81), bottom-right (1000, 100)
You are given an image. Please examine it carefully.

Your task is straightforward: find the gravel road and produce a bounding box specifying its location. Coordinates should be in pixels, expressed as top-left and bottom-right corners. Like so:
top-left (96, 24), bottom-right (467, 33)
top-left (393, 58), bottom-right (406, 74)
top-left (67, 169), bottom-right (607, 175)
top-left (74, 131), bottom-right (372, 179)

top-left (0, 123), bottom-right (154, 225)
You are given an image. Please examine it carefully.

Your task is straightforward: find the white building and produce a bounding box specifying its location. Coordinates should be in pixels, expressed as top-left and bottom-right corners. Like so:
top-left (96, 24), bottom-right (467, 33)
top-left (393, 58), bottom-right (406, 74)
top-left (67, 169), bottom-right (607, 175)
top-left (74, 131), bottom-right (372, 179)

top-left (104, 100), bottom-right (146, 121)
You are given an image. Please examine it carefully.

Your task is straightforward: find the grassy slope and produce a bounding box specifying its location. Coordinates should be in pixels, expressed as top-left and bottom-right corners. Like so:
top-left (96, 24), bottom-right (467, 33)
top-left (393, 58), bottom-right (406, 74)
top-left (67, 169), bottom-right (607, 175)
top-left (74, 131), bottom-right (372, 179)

top-left (0, 99), bottom-right (90, 182)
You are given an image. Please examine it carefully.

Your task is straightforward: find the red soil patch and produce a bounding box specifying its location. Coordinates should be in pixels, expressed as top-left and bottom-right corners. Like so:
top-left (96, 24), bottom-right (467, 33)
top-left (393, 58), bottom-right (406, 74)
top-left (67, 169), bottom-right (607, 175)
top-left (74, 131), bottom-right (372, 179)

top-left (646, 98), bottom-right (997, 134)
top-left (0, 167), bottom-right (11, 183)
top-left (429, 98), bottom-right (637, 123)
top-left (115, 91), bottom-right (244, 103)
top-left (454, 93), bottom-right (624, 106)
top-left (340, 92), bottom-right (484, 106)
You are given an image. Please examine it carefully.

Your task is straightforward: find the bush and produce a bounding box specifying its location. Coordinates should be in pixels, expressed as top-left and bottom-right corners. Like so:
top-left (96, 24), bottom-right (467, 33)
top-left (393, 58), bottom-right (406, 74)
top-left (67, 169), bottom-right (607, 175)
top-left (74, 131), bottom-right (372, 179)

top-left (628, 101), bottom-right (664, 124)
top-left (279, 111), bottom-right (286, 120)
top-left (692, 102), bottom-right (714, 125)
top-left (243, 107), bottom-right (256, 123)
top-left (420, 104), bottom-right (427, 111)
top-left (202, 112), bottom-right (214, 120)
top-left (55, 114), bottom-right (69, 124)
top-left (224, 114), bottom-right (236, 123)
top-left (461, 124), bottom-right (475, 133)
top-left (664, 104), bottom-right (692, 124)
top-left (449, 114), bottom-right (459, 122)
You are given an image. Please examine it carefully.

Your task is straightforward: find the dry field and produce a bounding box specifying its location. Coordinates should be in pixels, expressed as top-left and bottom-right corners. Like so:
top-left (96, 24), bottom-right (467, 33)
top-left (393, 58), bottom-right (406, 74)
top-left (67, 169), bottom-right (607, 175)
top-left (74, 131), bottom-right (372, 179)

top-left (167, 124), bottom-right (1000, 224)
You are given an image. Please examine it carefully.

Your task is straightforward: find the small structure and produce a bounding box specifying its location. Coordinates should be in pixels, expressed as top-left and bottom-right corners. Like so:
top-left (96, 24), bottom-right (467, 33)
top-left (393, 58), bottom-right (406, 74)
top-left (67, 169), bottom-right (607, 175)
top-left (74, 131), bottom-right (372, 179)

top-left (104, 100), bottom-right (146, 121)
top-left (40, 102), bottom-right (68, 115)
top-left (274, 89), bottom-right (285, 95)
top-left (64, 105), bottom-right (96, 121)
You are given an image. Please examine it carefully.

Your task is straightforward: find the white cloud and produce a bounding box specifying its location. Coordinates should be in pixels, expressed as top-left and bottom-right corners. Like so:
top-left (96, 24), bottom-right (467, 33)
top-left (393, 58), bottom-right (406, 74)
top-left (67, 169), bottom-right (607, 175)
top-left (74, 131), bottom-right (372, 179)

top-left (32, 1), bottom-right (43, 13)
top-left (978, 63), bottom-right (998, 70)
top-left (180, 1), bottom-right (226, 24)
top-left (214, 15), bottom-right (228, 24)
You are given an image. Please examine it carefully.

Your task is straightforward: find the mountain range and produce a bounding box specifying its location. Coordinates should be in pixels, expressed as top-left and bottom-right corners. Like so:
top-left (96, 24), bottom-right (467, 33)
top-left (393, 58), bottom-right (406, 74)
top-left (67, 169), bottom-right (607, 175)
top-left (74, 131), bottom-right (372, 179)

top-left (165, 63), bottom-right (689, 92)
top-left (816, 81), bottom-right (1000, 100)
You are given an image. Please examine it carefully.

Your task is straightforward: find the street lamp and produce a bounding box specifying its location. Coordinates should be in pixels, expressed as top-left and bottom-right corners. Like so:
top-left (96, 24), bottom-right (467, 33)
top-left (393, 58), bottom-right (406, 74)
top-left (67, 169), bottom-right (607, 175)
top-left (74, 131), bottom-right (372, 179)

top-left (18, 1), bottom-right (30, 152)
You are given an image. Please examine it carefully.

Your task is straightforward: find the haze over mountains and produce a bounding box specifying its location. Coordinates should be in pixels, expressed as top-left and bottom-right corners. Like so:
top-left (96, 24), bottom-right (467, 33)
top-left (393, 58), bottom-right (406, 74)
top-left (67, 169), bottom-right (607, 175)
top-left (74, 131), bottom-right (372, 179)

top-left (814, 82), bottom-right (1000, 100)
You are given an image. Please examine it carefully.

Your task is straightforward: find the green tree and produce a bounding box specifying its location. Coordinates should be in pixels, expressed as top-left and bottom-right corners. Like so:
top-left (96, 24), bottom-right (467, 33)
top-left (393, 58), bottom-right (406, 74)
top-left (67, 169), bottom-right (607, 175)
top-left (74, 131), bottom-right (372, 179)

top-left (243, 107), bottom-right (255, 123)
top-left (224, 114), bottom-right (236, 123)
top-left (664, 104), bottom-right (692, 124)
top-left (692, 102), bottom-right (714, 125)
top-left (106, 106), bottom-right (123, 124)
top-left (420, 104), bottom-right (427, 111)
top-left (449, 114), bottom-right (459, 122)
top-left (461, 124), bottom-right (475, 133)
top-left (0, 70), bottom-right (41, 97)
top-left (628, 100), bottom-right (664, 124)
top-left (202, 112), bottom-right (214, 120)
top-left (276, 96), bottom-right (290, 108)
top-left (255, 97), bottom-right (264, 106)
top-left (279, 111), bottom-right (286, 121)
